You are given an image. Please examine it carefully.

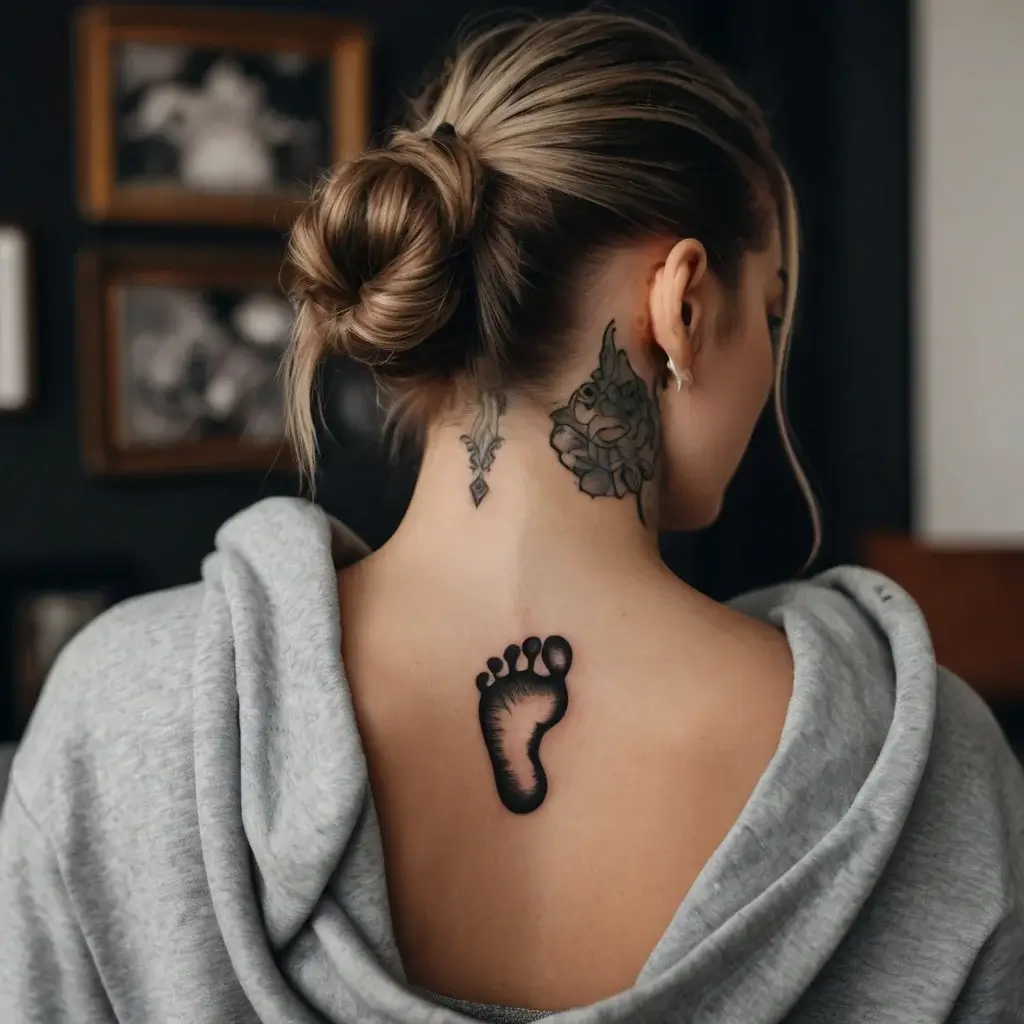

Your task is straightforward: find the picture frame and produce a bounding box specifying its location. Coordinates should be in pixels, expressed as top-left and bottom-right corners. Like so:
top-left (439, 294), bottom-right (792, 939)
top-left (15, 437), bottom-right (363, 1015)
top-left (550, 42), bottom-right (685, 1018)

top-left (0, 224), bottom-right (35, 413)
top-left (76, 5), bottom-right (371, 227)
top-left (1, 561), bottom-right (137, 741)
top-left (78, 245), bottom-right (296, 476)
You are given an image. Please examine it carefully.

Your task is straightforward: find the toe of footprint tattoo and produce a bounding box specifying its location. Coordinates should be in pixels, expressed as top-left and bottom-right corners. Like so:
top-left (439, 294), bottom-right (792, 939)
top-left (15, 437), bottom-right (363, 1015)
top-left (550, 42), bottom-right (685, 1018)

top-left (476, 635), bottom-right (573, 814)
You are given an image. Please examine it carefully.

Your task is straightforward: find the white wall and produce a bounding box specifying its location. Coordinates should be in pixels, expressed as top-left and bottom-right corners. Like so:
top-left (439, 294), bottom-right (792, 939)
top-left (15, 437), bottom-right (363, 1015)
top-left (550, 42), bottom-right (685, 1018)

top-left (0, 227), bottom-right (30, 412)
top-left (915, 0), bottom-right (1024, 543)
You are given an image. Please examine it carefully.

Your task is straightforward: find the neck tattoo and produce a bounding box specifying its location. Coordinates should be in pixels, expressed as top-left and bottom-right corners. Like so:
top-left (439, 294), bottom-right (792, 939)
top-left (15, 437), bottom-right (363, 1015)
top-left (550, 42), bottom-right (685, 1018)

top-left (460, 389), bottom-right (507, 507)
top-left (476, 635), bottom-right (573, 814)
top-left (549, 320), bottom-right (660, 525)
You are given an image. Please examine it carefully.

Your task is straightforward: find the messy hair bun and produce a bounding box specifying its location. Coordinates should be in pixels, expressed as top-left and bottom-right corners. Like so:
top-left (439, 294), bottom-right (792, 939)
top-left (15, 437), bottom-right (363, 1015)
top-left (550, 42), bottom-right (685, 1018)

top-left (285, 11), bottom-right (800, 495)
top-left (285, 123), bottom-right (484, 473)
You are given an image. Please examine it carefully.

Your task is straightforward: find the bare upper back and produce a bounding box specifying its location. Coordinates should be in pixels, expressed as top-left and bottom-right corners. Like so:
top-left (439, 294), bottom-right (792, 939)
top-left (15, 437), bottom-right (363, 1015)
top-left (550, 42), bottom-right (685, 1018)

top-left (338, 552), bottom-right (793, 1011)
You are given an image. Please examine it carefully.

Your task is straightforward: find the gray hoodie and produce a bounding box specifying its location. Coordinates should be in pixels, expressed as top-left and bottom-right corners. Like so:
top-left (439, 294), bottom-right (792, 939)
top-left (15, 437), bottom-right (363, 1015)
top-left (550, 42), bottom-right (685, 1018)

top-left (1, 497), bottom-right (1022, 1023)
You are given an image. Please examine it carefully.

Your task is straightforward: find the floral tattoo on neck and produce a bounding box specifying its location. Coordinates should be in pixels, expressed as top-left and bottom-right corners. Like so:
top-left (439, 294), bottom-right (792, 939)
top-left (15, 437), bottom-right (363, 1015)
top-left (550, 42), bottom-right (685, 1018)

top-left (548, 320), bottom-right (660, 525)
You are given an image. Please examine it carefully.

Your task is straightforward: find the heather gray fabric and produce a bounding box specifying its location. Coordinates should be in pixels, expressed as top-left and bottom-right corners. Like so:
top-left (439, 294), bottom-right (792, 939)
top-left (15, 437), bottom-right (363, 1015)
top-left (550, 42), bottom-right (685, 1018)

top-left (421, 990), bottom-right (553, 1023)
top-left (0, 744), bottom-right (14, 803)
top-left (1, 496), bottom-right (1023, 1024)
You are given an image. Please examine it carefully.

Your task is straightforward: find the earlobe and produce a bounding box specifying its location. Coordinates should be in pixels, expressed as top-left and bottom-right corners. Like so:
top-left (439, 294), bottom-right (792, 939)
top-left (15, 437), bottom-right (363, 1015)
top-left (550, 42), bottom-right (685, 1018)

top-left (665, 357), bottom-right (692, 393)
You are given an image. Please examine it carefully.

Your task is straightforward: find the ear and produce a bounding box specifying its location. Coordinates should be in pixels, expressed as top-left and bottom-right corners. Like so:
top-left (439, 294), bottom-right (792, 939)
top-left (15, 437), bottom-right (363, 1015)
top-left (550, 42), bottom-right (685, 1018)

top-left (648, 239), bottom-right (708, 375)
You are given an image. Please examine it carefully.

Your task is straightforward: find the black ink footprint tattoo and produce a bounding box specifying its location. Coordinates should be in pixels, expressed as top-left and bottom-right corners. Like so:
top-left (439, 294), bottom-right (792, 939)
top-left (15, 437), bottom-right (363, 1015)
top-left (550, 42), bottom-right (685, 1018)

top-left (476, 635), bottom-right (573, 814)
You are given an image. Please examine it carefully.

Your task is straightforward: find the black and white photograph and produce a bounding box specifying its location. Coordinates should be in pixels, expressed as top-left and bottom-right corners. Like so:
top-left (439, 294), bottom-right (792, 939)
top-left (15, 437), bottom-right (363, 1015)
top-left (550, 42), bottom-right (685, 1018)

top-left (78, 246), bottom-right (296, 475)
top-left (0, 225), bottom-right (33, 413)
top-left (76, 6), bottom-right (370, 226)
top-left (117, 283), bottom-right (292, 448)
top-left (114, 42), bottom-right (330, 198)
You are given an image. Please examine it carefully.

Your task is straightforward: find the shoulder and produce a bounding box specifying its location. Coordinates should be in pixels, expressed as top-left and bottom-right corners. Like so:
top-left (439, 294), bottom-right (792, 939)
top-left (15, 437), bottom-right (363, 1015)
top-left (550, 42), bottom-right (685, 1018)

top-left (731, 565), bottom-right (902, 639)
top-left (740, 567), bottom-right (1021, 747)
top-left (10, 583), bottom-right (205, 829)
top-left (733, 565), bottom-right (1024, 817)
top-left (932, 666), bottom-right (1024, 838)
top-left (926, 668), bottom-right (1024, 997)
top-left (774, 569), bottom-right (1024, 883)
top-left (729, 565), bottom-right (906, 692)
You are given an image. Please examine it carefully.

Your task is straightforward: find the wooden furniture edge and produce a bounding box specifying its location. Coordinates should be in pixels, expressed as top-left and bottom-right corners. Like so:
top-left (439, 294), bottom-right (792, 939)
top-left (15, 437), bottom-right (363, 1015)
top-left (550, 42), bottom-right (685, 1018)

top-left (863, 532), bottom-right (1024, 702)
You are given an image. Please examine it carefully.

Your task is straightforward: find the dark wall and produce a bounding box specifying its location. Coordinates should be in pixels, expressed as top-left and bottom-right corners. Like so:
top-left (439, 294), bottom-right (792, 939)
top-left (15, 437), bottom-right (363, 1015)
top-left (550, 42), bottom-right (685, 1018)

top-left (0, 0), bottom-right (910, 596)
top-left (661, 0), bottom-right (911, 598)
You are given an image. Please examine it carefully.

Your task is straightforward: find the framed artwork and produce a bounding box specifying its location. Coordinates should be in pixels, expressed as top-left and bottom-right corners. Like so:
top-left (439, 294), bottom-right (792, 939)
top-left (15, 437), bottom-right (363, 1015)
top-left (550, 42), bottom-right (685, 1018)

top-left (78, 246), bottom-right (296, 475)
top-left (76, 5), bottom-right (371, 226)
top-left (0, 225), bottom-right (34, 413)
top-left (1, 563), bottom-right (137, 740)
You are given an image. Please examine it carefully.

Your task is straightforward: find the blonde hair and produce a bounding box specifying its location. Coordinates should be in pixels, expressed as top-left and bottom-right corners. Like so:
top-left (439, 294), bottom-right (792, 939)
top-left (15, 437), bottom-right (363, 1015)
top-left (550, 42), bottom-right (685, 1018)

top-left (284, 10), bottom-right (819, 557)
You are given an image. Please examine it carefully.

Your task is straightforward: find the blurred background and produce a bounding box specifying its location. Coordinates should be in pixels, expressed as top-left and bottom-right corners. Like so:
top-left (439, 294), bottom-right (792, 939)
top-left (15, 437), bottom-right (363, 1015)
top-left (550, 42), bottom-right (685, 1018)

top-left (0, 0), bottom-right (1021, 749)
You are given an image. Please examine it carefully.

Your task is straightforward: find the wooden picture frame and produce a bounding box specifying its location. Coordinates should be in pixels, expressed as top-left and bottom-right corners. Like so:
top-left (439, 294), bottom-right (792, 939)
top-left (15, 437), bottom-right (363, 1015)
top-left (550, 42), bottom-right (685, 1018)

top-left (76, 5), bottom-right (371, 227)
top-left (78, 245), bottom-right (296, 476)
top-left (0, 224), bottom-right (35, 413)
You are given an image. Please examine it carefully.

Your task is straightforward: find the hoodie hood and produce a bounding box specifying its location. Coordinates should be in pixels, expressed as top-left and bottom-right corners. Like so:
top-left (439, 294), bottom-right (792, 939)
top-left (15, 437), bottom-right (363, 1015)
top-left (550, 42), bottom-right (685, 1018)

top-left (189, 497), bottom-right (1018, 1024)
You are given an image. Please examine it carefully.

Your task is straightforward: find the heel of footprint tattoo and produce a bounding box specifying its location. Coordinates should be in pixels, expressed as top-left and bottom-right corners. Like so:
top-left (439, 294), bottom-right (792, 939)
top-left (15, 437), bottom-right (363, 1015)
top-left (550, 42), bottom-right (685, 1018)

top-left (476, 635), bottom-right (572, 814)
